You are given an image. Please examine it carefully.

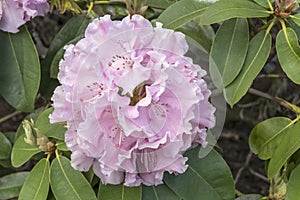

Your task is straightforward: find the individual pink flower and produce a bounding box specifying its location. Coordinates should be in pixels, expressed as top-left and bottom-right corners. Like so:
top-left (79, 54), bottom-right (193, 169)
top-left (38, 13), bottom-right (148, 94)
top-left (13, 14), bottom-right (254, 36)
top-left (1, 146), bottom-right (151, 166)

top-left (50, 15), bottom-right (216, 186)
top-left (0, 0), bottom-right (49, 33)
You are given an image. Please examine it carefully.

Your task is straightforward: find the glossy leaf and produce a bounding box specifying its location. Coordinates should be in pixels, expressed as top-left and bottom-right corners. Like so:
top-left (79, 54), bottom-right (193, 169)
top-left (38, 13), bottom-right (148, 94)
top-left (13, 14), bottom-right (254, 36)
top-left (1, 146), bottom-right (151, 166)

top-left (148, 0), bottom-right (173, 9)
top-left (235, 194), bottom-right (263, 200)
top-left (0, 26), bottom-right (40, 112)
top-left (157, 0), bottom-right (210, 29)
top-left (50, 156), bottom-right (97, 200)
top-left (267, 121), bottom-right (300, 178)
top-left (177, 22), bottom-right (214, 53)
top-left (98, 183), bottom-right (142, 200)
top-left (19, 158), bottom-right (50, 200)
top-left (0, 132), bottom-right (12, 160)
top-left (286, 164), bottom-right (300, 200)
top-left (251, 0), bottom-right (273, 8)
top-left (40, 15), bottom-right (91, 97)
top-left (11, 134), bottom-right (41, 167)
top-left (35, 108), bottom-right (66, 140)
top-left (201, 0), bottom-right (270, 25)
top-left (164, 147), bottom-right (235, 200)
top-left (224, 30), bottom-right (271, 107)
top-left (56, 141), bottom-right (69, 151)
top-left (291, 14), bottom-right (300, 26)
top-left (210, 18), bottom-right (249, 88)
top-left (0, 172), bottom-right (29, 200)
top-left (277, 28), bottom-right (300, 84)
top-left (249, 117), bottom-right (292, 160)
top-left (142, 184), bottom-right (180, 200)
top-left (47, 15), bottom-right (90, 78)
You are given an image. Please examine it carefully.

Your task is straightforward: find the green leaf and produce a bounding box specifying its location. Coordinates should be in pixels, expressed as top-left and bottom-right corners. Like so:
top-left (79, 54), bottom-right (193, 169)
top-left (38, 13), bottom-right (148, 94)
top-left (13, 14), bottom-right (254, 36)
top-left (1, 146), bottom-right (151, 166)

top-left (47, 16), bottom-right (91, 79)
top-left (286, 164), bottom-right (300, 200)
top-left (11, 134), bottom-right (41, 168)
top-left (98, 183), bottom-right (142, 200)
top-left (210, 18), bottom-right (249, 88)
top-left (177, 22), bottom-right (214, 53)
top-left (201, 0), bottom-right (270, 25)
top-left (251, 0), bottom-right (273, 8)
top-left (267, 121), bottom-right (300, 178)
top-left (164, 147), bottom-right (235, 200)
top-left (40, 15), bottom-right (91, 97)
top-left (0, 26), bottom-right (40, 112)
top-left (35, 108), bottom-right (66, 140)
top-left (19, 158), bottom-right (50, 200)
top-left (249, 117), bottom-right (292, 160)
top-left (287, 18), bottom-right (300, 40)
top-left (235, 194), bottom-right (263, 200)
top-left (277, 28), bottom-right (300, 84)
top-left (0, 172), bottom-right (29, 200)
top-left (148, 0), bottom-right (173, 9)
top-left (142, 184), bottom-right (180, 200)
top-left (157, 0), bottom-right (210, 29)
top-left (0, 132), bottom-right (12, 160)
top-left (50, 156), bottom-right (97, 200)
top-left (56, 141), bottom-right (69, 151)
top-left (224, 30), bottom-right (271, 107)
top-left (291, 14), bottom-right (300, 26)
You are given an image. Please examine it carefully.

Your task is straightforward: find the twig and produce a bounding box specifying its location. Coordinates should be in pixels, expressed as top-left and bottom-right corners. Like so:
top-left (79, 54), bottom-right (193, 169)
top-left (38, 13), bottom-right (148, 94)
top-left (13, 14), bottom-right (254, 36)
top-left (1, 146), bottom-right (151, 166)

top-left (248, 88), bottom-right (295, 113)
top-left (235, 151), bottom-right (253, 184)
top-left (248, 168), bottom-right (269, 183)
top-left (0, 111), bottom-right (22, 124)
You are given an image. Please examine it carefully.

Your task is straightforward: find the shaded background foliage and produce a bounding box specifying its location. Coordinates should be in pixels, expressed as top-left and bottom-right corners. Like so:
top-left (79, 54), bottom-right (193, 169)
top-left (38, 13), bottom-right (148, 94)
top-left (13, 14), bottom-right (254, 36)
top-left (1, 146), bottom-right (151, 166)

top-left (1, 0), bottom-right (300, 200)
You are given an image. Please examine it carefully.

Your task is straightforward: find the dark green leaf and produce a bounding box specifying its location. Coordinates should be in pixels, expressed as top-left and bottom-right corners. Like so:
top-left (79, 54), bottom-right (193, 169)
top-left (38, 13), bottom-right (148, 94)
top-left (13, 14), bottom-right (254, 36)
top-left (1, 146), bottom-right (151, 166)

top-left (19, 158), bottom-right (50, 200)
top-left (11, 134), bottom-right (41, 168)
top-left (0, 172), bottom-right (29, 199)
top-left (201, 0), bottom-right (270, 25)
top-left (249, 117), bottom-right (292, 160)
top-left (0, 132), bottom-right (12, 160)
top-left (98, 183), bottom-right (142, 200)
top-left (277, 28), bottom-right (300, 84)
top-left (291, 13), bottom-right (300, 26)
top-left (224, 30), bottom-right (271, 106)
top-left (3, 131), bottom-right (17, 145)
top-left (177, 22), bottom-right (214, 53)
top-left (251, 0), bottom-right (273, 8)
top-left (235, 194), bottom-right (263, 200)
top-left (210, 18), bottom-right (249, 88)
top-left (148, 0), bottom-right (173, 9)
top-left (267, 121), bottom-right (300, 178)
top-left (40, 15), bottom-right (91, 97)
top-left (286, 164), bottom-right (300, 200)
top-left (35, 108), bottom-right (66, 140)
top-left (0, 26), bottom-right (40, 112)
top-left (157, 0), bottom-right (210, 29)
top-left (142, 184), bottom-right (180, 200)
top-left (164, 147), bottom-right (235, 200)
top-left (50, 156), bottom-right (97, 200)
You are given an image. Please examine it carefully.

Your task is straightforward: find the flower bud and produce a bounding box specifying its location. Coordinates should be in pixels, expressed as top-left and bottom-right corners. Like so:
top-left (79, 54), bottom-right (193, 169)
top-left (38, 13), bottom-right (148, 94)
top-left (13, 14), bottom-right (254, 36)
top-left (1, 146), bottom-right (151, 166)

top-left (23, 119), bottom-right (37, 146)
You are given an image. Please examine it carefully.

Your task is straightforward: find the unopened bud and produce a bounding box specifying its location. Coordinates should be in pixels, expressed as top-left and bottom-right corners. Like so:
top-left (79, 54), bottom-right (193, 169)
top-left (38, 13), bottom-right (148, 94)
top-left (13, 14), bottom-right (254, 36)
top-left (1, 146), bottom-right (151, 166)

top-left (23, 119), bottom-right (37, 146)
top-left (275, 0), bottom-right (298, 13)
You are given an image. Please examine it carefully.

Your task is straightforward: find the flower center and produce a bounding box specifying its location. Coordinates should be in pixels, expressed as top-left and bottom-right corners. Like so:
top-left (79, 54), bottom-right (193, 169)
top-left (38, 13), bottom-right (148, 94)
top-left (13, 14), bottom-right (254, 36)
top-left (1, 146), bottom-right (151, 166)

top-left (108, 55), bottom-right (133, 71)
top-left (129, 82), bottom-right (147, 106)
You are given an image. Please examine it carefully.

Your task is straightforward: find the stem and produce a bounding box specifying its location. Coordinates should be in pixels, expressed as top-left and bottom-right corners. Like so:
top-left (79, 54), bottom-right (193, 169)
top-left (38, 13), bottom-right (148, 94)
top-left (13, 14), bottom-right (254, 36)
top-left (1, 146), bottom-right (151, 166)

top-left (248, 88), bottom-right (296, 113)
top-left (267, 0), bottom-right (274, 12)
top-left (0, 111), bottom-right (22, 124)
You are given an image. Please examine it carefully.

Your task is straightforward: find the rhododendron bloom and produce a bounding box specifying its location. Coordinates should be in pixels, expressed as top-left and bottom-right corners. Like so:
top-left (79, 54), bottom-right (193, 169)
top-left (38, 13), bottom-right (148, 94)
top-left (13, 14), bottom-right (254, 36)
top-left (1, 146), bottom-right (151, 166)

top-left (0, 0), bottom-right (49, 33)
top-left (50, 15), bottom-right (215, 186)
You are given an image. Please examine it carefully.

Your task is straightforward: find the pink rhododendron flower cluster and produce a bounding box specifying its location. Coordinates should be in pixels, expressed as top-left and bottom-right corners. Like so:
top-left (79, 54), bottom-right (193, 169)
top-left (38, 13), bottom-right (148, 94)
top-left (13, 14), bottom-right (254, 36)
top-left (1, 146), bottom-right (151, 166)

top-left (50, 15), bottom-right (215, 186)
top-left (0, 0), bottom-right (49, 33)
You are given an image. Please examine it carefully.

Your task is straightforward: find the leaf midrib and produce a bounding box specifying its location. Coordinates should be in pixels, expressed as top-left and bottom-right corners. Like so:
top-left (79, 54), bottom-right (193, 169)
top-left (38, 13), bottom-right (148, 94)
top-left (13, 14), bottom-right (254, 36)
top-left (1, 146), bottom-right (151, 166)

top-left (163, 8), bottom-right (207, 29)
top-left (57, 157), bottom-right (82, 200)
top-left (231, 32), bottom-right (269, 101)
top-left (33, 160), bottom-right (48, 200)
